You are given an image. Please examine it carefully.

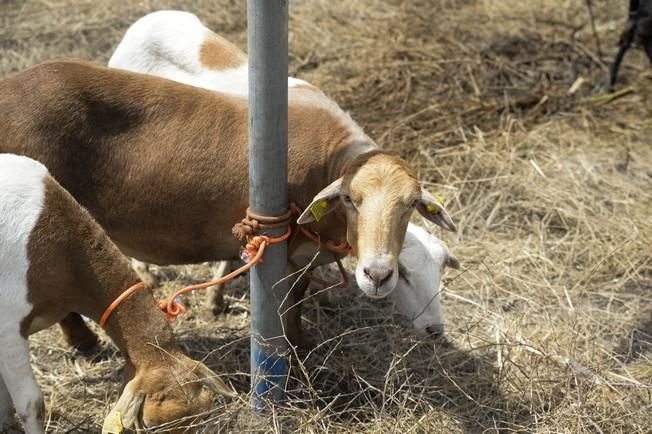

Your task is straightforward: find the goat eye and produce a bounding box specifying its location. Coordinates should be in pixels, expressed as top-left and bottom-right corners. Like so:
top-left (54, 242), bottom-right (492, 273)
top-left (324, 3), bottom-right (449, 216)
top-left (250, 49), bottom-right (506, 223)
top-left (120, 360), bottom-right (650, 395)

top-left (342, 195), bottom-right (353, 204)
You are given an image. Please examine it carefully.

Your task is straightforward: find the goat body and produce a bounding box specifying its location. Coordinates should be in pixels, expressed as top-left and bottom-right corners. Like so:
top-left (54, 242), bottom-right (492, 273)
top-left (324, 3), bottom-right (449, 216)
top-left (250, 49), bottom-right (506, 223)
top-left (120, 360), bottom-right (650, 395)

top-left (108, 10), bottom-right (461, 336)
top-left (0, 154), bottom-right (231, 433)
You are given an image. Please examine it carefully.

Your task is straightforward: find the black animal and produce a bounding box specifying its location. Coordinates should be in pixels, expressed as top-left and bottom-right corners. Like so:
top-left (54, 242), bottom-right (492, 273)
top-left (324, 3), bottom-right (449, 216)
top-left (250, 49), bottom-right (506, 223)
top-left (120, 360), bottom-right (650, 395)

top-left (610, 0), bottom-right (652, 87)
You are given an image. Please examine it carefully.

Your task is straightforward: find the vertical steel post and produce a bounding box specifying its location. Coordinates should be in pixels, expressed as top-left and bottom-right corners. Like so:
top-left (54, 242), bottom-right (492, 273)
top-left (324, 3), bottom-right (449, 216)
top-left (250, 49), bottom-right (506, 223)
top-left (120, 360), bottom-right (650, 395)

top-left (247, 0), bottom-right (289, 410)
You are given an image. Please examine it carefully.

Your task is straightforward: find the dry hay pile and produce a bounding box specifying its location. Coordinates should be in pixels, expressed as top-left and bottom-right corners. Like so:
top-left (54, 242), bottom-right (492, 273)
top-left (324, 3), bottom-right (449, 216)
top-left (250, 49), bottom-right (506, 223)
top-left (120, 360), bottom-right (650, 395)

top-left (1, 0), bottom-right (651, 432)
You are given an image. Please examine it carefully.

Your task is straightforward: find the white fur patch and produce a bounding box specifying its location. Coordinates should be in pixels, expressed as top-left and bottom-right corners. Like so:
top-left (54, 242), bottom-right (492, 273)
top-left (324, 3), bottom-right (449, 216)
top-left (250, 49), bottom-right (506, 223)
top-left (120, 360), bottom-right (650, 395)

top-left (109, 10), bottom-right (366, 142)
top-left (109, 11), bottom-right (247, 94)
top-left (110, 10), bottom-right (312, 96)
top-left (0, 154), bottom-right (48, 432)
top-left (0, 154), bottom-right (47, 319)
top-left (111, 12), bottom-right (459, 329)
top-left (390, 223), bottom-right (447, 334)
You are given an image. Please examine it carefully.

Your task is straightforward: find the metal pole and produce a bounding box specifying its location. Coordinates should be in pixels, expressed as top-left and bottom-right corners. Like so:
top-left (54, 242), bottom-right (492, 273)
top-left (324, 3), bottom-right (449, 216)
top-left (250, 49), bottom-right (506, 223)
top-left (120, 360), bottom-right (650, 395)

top-left (247, 0), bottom-right (289, 410)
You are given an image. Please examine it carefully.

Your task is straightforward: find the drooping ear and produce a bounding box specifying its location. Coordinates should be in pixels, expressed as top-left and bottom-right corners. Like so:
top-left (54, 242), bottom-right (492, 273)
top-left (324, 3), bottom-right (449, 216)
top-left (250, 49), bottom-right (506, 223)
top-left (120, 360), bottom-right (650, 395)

top-left (416, 188), bottom-right (457, 232)
top-left (297, 177), bottom-right (343, 224)
top-left (445, 249), bottom-right (460, 270)
top-left (102, 378), bottom-right (145, 434)
top-left (194, 361), bottom-right (237, 398)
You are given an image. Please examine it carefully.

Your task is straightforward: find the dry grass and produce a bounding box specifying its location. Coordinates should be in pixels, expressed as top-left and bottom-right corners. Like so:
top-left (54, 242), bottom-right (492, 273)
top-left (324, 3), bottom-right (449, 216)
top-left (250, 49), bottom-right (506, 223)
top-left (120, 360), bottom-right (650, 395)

top-left (2, 0), bottom-right (652, 432)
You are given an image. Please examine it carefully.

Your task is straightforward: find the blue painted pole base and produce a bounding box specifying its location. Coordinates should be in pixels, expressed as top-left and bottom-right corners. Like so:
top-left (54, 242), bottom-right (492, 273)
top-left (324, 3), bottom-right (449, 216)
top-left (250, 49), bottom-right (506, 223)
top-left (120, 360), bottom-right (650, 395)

top-left (250, 340), bottom-right (288, 411)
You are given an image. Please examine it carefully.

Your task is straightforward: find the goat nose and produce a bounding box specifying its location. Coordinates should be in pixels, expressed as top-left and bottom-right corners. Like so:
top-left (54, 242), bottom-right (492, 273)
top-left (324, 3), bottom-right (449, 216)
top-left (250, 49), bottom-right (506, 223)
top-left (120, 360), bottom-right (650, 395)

top-left (363, 266), bottom-right (393, 288)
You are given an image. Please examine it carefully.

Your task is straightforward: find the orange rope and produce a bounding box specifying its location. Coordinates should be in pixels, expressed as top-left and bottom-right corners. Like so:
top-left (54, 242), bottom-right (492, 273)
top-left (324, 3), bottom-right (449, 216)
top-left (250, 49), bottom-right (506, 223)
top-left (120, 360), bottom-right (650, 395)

top-left (158, 226), bottom-right (291, 322)
top-left (295, 224), bottom-right (352, 255)
top-left (99, 282), bottom-right (148, 328)
top-left (99, 226), bottom-right (291, 328)
top-left (288, 203), bottom-right (352, 255)
top-left (290, 257), bottom-right (350, 289)
top-left (99, 202), bottom-right (351, 328)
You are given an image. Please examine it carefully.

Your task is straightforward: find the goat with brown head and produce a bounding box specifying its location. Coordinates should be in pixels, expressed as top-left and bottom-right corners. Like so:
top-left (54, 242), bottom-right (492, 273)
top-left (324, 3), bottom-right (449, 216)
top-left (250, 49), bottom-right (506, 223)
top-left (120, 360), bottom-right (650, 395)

top-left (298, 151), bottom-right (455, 298)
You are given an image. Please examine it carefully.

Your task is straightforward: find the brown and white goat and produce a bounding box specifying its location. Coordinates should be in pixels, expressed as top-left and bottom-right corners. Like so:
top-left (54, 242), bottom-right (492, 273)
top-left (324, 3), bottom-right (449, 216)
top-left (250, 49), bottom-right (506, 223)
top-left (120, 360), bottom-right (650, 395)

top-left (0, 154), bottom-right (233, 434)
top-left (0, 59), bottom-right (455, 347)
top-left (109, 10), bottom-right (461, 337)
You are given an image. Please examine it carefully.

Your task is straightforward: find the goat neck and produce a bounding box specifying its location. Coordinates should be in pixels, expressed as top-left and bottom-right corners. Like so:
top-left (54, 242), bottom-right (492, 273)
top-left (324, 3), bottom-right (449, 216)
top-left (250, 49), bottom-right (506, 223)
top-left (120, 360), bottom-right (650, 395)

top-left (24, 176), bottom-right (180, 367)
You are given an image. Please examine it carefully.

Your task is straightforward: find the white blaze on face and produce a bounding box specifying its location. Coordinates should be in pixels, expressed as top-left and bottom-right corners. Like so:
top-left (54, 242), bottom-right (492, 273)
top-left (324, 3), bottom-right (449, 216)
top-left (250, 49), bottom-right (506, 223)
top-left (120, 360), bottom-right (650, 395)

top-left (345, 156), bottom-right (420, 299)
top-left (353, 192), bottom-right (402, 298)
top-left (389, 223), bottom-right (455, 335)
top-left (0, 154), bottom-right (48, 432)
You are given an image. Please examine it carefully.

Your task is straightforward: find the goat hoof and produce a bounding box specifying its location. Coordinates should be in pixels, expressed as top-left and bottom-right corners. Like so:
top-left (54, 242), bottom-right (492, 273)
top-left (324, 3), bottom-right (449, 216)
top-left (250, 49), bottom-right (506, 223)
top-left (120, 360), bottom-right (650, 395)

top-left (0, 418), bottom-right (21, 434)
top-left (0, 411), bottom-right (15, 432)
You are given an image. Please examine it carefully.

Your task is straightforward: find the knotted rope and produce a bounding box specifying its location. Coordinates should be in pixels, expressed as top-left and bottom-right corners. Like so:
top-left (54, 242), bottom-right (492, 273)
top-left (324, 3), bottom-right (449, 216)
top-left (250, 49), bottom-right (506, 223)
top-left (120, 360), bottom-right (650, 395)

top-left (99, 204), bottom-right (351, 328)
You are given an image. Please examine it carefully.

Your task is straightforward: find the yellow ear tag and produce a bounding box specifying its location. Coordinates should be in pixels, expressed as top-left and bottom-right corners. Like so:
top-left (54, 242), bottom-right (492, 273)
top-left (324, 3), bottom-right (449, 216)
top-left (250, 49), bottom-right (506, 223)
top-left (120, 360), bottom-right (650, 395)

top-left (102, 409), bottom-right (123, 434)
top-left (426, 194), bottom-right (445, 215)
top-left (310, 200), bottom-right (329, 222)
top-left (426, 203), bottom-right (441, 215)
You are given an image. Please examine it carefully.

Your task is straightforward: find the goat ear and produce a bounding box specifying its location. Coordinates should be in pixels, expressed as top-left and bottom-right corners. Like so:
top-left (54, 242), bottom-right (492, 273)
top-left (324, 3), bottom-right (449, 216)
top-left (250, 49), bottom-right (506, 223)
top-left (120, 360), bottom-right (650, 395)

top-left (297, 177), bottom-right (343, 224)
top-left (445, 249), bottom-right (460, 270)
top-left (102, 378), bottom-right (145, 434)
top-left (195, 362), bottom-right (237, 398)
top-left (416, 188), bottom-right (457, 232)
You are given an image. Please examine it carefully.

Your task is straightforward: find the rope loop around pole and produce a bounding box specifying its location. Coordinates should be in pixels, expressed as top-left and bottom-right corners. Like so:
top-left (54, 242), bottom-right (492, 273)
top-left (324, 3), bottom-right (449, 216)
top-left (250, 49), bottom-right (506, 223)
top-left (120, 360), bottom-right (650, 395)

top-left (232, 207), bottom-right (293, 240)
top-left (100, 203), bottom-right (354, 328)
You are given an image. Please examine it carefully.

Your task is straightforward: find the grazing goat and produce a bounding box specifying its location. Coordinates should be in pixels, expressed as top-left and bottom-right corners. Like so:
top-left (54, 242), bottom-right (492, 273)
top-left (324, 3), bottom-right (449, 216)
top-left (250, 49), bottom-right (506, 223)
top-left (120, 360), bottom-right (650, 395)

top-left (0, 154), bottom-right (232, 434)
top-left (0, 58), bottom-right (455, 347)
top-left (610, 0), bottom-right (652, 86)
top-left (108, 10), bottom-right (461, 336)
top-left (393, 224), bottom-right (459, 335)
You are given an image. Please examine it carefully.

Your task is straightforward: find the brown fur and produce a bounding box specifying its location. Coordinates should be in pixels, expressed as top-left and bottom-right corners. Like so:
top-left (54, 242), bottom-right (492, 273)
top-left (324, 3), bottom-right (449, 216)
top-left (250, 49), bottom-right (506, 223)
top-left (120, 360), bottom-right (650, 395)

top-left (21, 174), bottom-right (229, 430)
top-left (0, 59), bottom-right (369, 266)
top-left (199, 33), bottom-right (246, 69)
top-left (0, 59), bottom-right (431, 348)
top-left (342, 153), bottom-right (420, 258)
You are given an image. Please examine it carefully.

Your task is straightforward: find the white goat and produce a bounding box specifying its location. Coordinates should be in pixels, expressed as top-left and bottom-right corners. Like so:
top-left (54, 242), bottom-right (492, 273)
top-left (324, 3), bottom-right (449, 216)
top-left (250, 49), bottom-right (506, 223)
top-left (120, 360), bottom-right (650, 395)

top-left (0, 154), bottom-right (232, 434)
top-left (109, 10), bottom-right (460, 336)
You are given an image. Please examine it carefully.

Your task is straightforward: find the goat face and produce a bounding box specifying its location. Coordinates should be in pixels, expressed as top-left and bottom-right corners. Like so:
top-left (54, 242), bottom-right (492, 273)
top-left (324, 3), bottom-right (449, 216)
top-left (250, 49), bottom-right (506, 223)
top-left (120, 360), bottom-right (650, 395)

top-left (298, 152), bottom-right (456, 298)
top-left (102, 356), bottom-right (234, 433)
top-left (391, 223), bottom-right (460, 335)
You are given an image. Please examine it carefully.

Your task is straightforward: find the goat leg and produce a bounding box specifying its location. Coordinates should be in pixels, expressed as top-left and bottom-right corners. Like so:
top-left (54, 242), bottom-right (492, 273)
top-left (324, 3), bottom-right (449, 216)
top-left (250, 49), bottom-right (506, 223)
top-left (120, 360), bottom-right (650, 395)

top-left (207, 261), bottom-right (230, 315)
top-left (59, 313), bottom-right (99, 353)
top-left (285, 274), bottom-right (312, 349)
top-left (0, 376), bottom-right (15, 431)
top-left (642, 35), bottom-right (652, 65)
top-left (610, 25), bottom-right (637, 87)
top-left (0, 330), bottom-right (44, 434)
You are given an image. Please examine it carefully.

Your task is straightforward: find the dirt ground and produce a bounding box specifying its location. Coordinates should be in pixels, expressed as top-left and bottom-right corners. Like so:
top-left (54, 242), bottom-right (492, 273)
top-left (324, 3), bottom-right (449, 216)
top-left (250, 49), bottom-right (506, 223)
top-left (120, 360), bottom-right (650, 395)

top-left (1, 0), bottom-right (651, 432)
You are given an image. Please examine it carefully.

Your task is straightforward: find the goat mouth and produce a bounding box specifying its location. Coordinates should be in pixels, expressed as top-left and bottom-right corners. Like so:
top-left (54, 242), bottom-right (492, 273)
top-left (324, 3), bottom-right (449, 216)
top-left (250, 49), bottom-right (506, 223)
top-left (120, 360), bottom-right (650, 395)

top-left (360, 282), bottom-right (397, 299)
top-left (365, 292), bottom-right (389, 299)
top-left (424, 324), bottom-right (445, 337)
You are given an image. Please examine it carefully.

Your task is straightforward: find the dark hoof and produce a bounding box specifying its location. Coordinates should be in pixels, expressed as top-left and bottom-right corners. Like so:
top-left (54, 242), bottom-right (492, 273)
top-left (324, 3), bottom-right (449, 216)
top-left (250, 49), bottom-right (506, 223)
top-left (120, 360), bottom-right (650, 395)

top-left (211, 298), bottom-right (231, 316)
